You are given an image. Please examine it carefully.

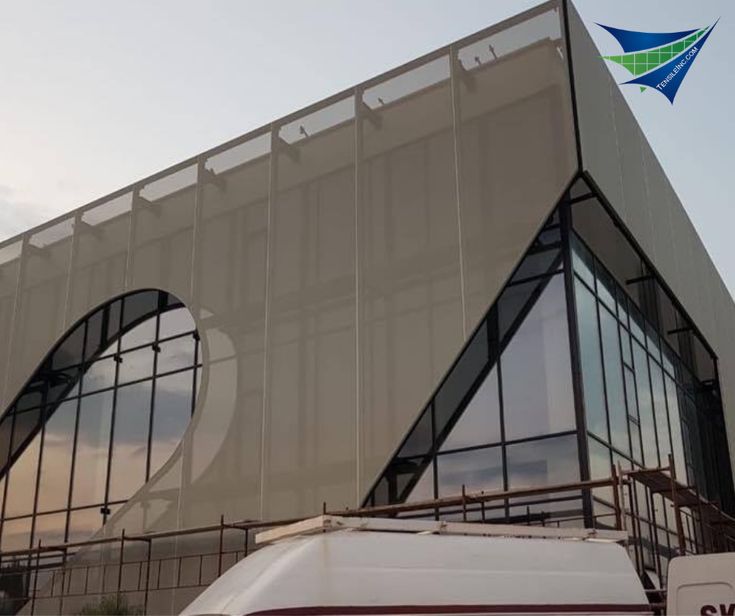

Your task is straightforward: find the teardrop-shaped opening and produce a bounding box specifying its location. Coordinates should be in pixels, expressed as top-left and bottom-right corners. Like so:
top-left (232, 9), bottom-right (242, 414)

top-left (0, 289), bottom-right (201, 552)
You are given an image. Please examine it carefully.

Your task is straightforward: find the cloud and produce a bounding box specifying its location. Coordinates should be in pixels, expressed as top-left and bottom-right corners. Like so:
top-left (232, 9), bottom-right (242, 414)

top-left (0, 184), bottom-right (61, 243)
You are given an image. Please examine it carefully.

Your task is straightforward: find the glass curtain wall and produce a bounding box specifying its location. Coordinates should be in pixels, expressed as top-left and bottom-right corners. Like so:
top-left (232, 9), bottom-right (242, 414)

top-left (569, 176), bottom-right (734, 575)
top-left (0, 290), bottom-right (201, 552)
top-left (365, 175), bottom-right (734, 552)
top-left (365, 211), bottom-right (584, 525)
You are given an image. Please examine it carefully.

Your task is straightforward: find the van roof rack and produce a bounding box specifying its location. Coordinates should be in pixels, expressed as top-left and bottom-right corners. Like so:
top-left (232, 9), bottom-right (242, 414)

top-left (255, 514), bottom-right (628, 545)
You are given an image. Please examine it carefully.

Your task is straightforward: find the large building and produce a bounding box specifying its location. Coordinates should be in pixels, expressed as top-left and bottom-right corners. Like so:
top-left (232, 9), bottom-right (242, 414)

top-left (0, 1), bottom-right (733, 613)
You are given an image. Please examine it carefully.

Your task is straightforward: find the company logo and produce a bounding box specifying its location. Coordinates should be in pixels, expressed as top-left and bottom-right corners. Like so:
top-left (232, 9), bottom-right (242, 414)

top-left (598, 21), bottom-right (718, 103)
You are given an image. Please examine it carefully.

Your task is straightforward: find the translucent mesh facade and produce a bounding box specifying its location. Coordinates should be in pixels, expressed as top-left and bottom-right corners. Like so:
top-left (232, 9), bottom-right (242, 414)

top-left (1, 0), bottom-right (734, 612)
top-left (0, 6), bottom-right (575, 579)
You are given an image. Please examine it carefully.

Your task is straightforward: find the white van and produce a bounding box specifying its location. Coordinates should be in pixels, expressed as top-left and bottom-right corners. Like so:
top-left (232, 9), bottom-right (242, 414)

top-left (666, 553), bottom-right (735, 615)
top-left (181, 516), bottom-right (653, 616)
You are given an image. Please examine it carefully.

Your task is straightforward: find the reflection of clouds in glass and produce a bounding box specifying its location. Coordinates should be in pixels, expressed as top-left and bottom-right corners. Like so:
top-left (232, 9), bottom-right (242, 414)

top-left (72, 391), bottom-right (112, 507)
top-left (5, 435), bottom-right (40, 516)
top-left (152, 391), bottom-right (191, 445)
top-left (501, 276), bottom-right (574, 441)
top-left (118, 346), bottom-right (154, 384)
top-left (120, 315), bottom-right (156, 350)
top-left (37, 400), bottom-right (76, 512)
top-left (75, 391), bottom-right (113, 447)
top-left (506, 434), bottom-right (578, 491)
top-left (406, 462), bottom-right (434, 503)
top-left (157, 335), bottom-right (195, 374)
top-left (150, 370), bottom-right (193, 471)
top-left (441, 367), bottom-right (501, 452)
top-left (1, 517), bottom-right (32, 550)
top-left (82, 356), bottom-right (116, 393)
top-left (159, 308), bottom-right (195, 339)
top-left (112, 381), bottom-right (151, 446)
top-left (67, 507), bottom-right (103, 544)
top-left (34, 511), bottom-right (67, 545)
top-left (437, 447), bottom-right (503, 497)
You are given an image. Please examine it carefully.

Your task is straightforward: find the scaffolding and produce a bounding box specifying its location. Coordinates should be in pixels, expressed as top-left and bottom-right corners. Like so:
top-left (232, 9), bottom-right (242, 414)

top-left (0, 454), bottom-right (733, 615)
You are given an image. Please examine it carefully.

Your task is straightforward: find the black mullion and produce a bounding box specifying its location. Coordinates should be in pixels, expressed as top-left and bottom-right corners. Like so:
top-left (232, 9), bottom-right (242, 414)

top-left (58, 319), bottom-right (88, 542)
top-left (29, 380), bottom-right (55, 549)
top-left (0, 408), bottom-right (17, 548)
top-left (589, 258), bottom-right (615, 451)
top-left (190, 333), bottom-right (200, 419)
top-left (145, 294), bottom-right (163, 482)
top-left (506, 269), bottom-right (563, 289)
top-left (64, 394), bottom-right (84, 535)
top-left (101, 300), bottom-right (124, 524)
top-left (644, 354), bottom-right (663, 469)
top-left (615, 299), bottom-right (634, 461)
top-left (496, 352), bottom-right (508, 521)
top-left (430, 402), bottom-right (438, 514)
top-left (560, 191), bottom-right (593, 528)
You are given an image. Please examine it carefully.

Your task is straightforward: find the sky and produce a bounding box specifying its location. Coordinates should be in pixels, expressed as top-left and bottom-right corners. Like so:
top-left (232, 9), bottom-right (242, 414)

top-left (0, 0), bottom-right (732, 291)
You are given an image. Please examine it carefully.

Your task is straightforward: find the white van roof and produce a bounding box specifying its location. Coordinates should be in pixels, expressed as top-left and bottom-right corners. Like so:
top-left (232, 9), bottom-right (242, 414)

top-left (182, 516), bottom-right (651, 616)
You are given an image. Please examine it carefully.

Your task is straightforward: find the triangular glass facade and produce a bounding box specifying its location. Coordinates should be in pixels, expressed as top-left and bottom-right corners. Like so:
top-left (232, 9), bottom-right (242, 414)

top-left (364, 195), bottom-right (584, 524)
top-left (364, 174), bottom-right (735, 555)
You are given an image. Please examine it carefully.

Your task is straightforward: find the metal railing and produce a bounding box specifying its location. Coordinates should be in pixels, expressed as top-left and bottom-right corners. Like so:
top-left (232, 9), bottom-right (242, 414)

top-left (1, 454), bottom-right (733, 615)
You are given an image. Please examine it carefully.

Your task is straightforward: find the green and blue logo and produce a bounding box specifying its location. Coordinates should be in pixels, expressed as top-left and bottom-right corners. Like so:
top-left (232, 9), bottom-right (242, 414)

top-left (598, 21), bottom-right (718, 103)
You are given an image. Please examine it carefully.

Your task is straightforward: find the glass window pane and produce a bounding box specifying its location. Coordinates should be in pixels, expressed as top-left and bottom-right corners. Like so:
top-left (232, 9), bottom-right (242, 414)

top-left (620, 325), bottom-right (632, 367)
top-left (506, 434), bottom-right (579, 490)
top-left (157, 334), bottom-right (196, 375)
top-left (646, 323), bottom-right (661, 362)
top-left (118, 346), bottom-right (154, 384)
top-left (150, 370), bottom-right (193, 474)
top-left (4, 433), bottom-right (41, 517)
top-left (588, 437), bottom-right (611, 479)
top-left (37, 400), bottom-right (77, 512)
top-left (15, 387), bottom-right (44, 412)
top-left (665, 376), bottom-right (686, 483)
top-left (594, 266), bottom-right (616, 313)
top-left (106, 298), bottom-right (122, 341)
top-left (599, 306), bottom-right (629, 454)
top-left (108, 381), bottom-right (151, 501)
top-left (159, 307), bottom-right (196, 340)
top-left (33, 511), bottom-right (67, 546)
top-left (10, 407), bottom-right (41, 452)
top-left (1, 516), bottom-right (32, 551)
top-left (629, 303), bottom-right (645, 344)
top-left (405, 462), bottom-right (435, 503)
top-left (572, 224), bottom-right (594, 289)
top-left (72, 391), bottom-right (113, 507)
top-left (397, 406), bottom-right (433, 460)
top-left (119, 315), bottom-right (157, 351)
top-left (440, 366), bottom-right (501, 452)
top-left (574, 279), bottom-right (608, 442)
top-left (588, 437), bottom-right (613, 503)
top-left (47, 365), bottom-right (81, 405)
top-left (52, 322), bottom-right (85, 370)
top-left (437, 446), bottom-right (503, 497)
top-left (67, 507), bottom-right (103, 544)
top-left (434, 322), bottom-right (488, 440)
top-left (650, 360), bottom-right (671, 462)
top-left (0, 416), bottom-right (11, 469)
top-left (629, 419), bottom-right (643, 466)
top-left (121, 291), bottom-right (160, 332)
top-left (509, 246), bottom-right (561, 284)
top-left (633, 341), bottom-right (657, 467)
top-left (502, 276), bottom-right (574, 441)
top-left (84, 309), bottom-right (104, 360)
top-left (82, 356), bottom-right (117, 393)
